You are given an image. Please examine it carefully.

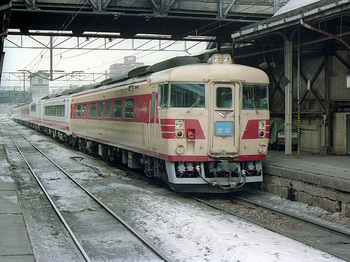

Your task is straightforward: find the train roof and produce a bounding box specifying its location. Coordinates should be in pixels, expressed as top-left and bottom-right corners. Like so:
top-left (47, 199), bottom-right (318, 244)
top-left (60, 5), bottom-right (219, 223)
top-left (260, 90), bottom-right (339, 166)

top-left (39, 54), bottom-right (267, 101)
top-left (45, 56), bottom-right (200, 99)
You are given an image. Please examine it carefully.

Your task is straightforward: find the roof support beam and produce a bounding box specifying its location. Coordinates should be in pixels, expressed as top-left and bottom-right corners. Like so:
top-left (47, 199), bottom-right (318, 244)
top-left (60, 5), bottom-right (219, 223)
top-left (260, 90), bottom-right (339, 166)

top-left (148, 0), bottom-right (177, 15)
top-left (24, 0), bottom-right (36, 10)
top-left (218, 0), bottom-right (237, 19)
top-left (89, 0), bottom-right (113, 12)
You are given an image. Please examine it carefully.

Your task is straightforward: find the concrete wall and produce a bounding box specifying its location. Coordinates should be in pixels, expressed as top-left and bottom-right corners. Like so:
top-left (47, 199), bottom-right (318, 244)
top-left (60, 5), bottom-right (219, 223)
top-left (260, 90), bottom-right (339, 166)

top-left (262, 165), bottom-right (350, 218)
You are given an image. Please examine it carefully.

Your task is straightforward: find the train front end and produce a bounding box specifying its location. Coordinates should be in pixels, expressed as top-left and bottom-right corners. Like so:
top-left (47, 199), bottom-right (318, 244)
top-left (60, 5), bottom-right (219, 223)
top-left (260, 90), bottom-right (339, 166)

top-left (160, 54), bottom-right (270, 193)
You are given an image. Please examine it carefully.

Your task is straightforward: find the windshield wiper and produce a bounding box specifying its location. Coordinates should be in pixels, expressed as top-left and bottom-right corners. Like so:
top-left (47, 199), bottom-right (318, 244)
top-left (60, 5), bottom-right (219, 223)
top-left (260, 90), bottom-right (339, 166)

top-left (187, 97), bottom-right (201, 113)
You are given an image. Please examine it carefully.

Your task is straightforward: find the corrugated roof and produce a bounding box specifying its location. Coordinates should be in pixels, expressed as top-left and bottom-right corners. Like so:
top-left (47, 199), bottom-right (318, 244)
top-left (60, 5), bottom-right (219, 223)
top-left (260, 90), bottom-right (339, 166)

top-left (274, 0), bottom-right (321, 16)
top-left (232, 0), bottom-right (350, 42)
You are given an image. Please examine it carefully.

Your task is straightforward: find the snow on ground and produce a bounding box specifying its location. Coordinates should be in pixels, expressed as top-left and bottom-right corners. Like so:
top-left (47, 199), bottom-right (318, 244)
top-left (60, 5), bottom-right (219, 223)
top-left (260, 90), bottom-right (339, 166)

top-left (274, 0), bottom-right (321, 16)
top-left (1, 121), bottom-right (347, 262)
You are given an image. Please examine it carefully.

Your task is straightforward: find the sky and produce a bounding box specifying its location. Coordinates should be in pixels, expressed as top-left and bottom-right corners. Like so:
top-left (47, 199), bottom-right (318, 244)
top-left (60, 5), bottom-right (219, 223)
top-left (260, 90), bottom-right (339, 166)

top-left (1, 35), bottom-right (208, 91)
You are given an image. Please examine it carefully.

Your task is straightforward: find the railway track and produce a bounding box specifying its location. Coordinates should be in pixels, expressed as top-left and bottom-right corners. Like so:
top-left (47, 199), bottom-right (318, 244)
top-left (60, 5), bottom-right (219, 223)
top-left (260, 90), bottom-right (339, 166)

top-left (3, 119), bottom-right (347, 261)
top-left (192, 194), bottom-right (350, 261)
top-left (5, 126), bottom-right (172, 262)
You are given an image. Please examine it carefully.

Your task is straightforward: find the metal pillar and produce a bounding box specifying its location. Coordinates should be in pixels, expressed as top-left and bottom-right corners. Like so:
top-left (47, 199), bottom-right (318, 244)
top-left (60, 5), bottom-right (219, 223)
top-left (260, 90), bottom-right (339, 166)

top-left (50, 35), bottom-right (53, 81)
top-left (284, 39), bottom-right (293, 155)
top-left (297, 27), bottom-right (301, 158)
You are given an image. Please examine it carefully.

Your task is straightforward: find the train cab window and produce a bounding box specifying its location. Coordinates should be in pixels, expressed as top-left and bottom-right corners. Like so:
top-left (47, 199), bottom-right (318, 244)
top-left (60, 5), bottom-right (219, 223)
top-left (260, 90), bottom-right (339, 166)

top-left (170, 83), bottom-right (205, 108)
top-left (113, 99), bottom-right (122, 118)
top-left (242, 84), bottom-right (268, 110)
top-left (81, 104), bottom-right (87, 117)
top-left (216, 87), bottom-right (232, 108)
top-left (124, 98), bottom-right (134, 119)
top-left (90, 102), bottom-right (96, 118)
top-left (105, 101), bottom-right (112, 118)
top-left (77, 104), bottom-right (81, 117)
top-left (97, 102), bottom-right (103, 117)
top-left (158, 83), bottom-right (169, 109)
top-left (31, 104), bottom-right (36, 112)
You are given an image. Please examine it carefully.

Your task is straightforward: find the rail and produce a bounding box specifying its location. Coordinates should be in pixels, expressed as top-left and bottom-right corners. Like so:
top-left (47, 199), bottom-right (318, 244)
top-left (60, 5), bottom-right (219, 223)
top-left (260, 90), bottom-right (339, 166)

top-left (7, 126), bottom-right (173, 262)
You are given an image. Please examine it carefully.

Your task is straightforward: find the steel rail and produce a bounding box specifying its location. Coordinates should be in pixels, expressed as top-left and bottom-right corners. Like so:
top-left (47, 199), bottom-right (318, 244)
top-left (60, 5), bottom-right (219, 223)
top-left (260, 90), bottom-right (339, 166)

top-left (234, 196), bottom-right (350, 238)
top-left (8, 132), bottom-right (92, 262)
top-left (12, 128), bottom-right (173, 262)
top-left (190, 194), bottom-right (350, 262)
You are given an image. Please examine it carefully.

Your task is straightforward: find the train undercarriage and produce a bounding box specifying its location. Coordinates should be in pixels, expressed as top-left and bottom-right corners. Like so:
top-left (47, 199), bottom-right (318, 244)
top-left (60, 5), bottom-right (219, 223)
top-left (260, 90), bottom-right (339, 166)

top-left (14, 121), bottom-right (263, 193)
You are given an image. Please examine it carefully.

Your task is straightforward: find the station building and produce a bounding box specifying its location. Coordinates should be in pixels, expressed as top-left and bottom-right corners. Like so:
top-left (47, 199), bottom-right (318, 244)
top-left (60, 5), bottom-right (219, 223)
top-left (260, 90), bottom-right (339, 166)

top-left (231, 0), bottom-right (350, 156)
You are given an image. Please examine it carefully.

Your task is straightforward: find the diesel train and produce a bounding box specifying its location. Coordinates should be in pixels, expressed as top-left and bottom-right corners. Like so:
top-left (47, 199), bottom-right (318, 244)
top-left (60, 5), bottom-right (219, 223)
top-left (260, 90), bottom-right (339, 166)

top-left (13, 53), bottom-right (270, 193)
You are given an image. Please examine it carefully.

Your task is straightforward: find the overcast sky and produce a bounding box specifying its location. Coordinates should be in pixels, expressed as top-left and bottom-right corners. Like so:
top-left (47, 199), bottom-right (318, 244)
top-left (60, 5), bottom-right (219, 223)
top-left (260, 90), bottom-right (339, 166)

top-left (2, 35), bottom-right (207, 90)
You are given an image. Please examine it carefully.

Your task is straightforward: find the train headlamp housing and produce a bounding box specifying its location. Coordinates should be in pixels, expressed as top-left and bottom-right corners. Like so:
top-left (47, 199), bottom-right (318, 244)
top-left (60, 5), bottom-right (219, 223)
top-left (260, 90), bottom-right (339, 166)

top-left (175, 120), bottom-right (184, 129)
top-left (208, 53), bottom-right (232, 64)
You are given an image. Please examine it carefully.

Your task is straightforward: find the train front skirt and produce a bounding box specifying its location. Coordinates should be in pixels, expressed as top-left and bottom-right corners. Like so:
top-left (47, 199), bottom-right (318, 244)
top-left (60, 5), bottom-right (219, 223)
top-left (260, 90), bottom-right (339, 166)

top-left (165, 160), bottom-right (263, 193)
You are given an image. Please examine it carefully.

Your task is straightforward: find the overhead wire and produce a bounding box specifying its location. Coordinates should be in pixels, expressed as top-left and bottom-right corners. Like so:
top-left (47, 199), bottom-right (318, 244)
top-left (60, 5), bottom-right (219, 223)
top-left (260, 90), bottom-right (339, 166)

top-left (70, 1), bottom-right (275, 75)
top-left (19, 1), bottom-right (279, 79)
top-left (24, 0), bottom-right (90, 72)
top-left (50, 0), bottom-right (143, 60)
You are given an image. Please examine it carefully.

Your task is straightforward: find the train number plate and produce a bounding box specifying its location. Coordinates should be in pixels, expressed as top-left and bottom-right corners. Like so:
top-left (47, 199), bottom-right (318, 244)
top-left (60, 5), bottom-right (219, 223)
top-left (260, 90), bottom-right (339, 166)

top-left (215, 121), bottom-right (233, 136)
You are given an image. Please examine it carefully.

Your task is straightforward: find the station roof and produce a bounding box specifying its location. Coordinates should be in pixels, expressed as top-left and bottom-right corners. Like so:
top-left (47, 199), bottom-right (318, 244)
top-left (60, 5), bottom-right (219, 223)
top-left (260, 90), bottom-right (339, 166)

top-left (232, 0), bottom-right (350, 44)
top-left (8, 0), bottom-right (274, 42)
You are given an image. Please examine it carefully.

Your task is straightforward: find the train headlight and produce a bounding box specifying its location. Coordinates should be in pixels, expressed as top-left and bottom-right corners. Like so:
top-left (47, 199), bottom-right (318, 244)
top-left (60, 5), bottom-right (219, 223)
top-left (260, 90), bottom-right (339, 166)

top-left (213, 55), bottom-right (221, 63)
top-left (259, 120), bottom-right (265, 129)
top-left (208, 53), bottom-right (232, 64)
top-left (175, 120), bottom-right (184, 129)
top-left (222, 55), bottom-right (232, 64)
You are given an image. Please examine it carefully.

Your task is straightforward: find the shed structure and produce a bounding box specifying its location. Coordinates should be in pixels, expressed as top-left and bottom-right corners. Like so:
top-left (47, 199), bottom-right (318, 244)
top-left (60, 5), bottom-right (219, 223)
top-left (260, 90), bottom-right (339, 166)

top-left (231, 0), bottom-right (350, 155)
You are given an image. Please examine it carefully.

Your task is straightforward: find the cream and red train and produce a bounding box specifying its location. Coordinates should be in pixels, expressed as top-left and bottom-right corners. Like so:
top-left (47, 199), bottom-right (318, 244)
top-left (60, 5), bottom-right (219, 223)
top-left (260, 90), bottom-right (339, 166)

top-left (13, 54), bottom-right (270, 193)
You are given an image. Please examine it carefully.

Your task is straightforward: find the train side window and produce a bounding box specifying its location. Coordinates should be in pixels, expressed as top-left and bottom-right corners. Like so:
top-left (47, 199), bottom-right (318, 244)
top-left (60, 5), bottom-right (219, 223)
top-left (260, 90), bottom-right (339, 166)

top-left (77, 104), bottom-right (81, 117)
top-left (151, 92), bottom-right (156, 119)
top-left (90, 102), bottom-right (96, 118)
top-left (105, 101), bottom-right (112, 118)
top-left (124, 98), bottom-right (134, 119)
top-left (97, 102), bottom-right (103, 117)
top-left (113, 100), bottom-right (122, 118)
top-left (158, 83), bottom-right (169, 109)
top-left (81, 104), bottom-right (87, 117)
top-left (216, 87), bottom-right (232, 108)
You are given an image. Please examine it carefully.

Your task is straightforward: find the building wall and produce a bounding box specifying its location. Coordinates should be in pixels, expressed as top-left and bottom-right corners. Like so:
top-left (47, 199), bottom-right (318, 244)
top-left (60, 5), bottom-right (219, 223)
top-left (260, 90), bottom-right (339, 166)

top-left (270, 52), bottom-right (350, 154)
top-left (109, 56), bottom-right (144, 78)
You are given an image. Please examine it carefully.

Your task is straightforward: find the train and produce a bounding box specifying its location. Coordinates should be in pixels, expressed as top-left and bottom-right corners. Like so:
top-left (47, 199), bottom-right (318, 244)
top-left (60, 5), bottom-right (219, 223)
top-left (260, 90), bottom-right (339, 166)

top-left (12, 53), bottom-right (270, 193)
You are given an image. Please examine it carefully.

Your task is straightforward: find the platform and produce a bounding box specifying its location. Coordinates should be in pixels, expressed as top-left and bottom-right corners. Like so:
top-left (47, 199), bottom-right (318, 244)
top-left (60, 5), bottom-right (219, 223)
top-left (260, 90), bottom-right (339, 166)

top-left (263, 150), bottom-right (350, 217)
top-left (0, 143), bottom-right (34, 262)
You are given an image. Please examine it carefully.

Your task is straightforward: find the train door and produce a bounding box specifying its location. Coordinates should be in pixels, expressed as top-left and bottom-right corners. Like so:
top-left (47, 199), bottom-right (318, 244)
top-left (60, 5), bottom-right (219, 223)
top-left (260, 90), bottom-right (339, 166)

top-left (209, 83), bottom-right (239, 156)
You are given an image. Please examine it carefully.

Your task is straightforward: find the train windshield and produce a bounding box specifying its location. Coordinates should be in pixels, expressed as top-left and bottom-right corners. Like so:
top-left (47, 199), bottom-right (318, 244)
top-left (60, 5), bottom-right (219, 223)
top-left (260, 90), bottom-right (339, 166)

top-left (159, 83), bottom-right (206, 109)
top-left (168, 83), bottom-right (205, 108)
top-left (242, 84), bottom-right (268, 110)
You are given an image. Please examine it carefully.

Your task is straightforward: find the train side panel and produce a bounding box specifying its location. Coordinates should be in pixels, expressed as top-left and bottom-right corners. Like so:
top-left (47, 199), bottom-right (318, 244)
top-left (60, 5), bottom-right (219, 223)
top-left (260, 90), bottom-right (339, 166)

top-left (13, 54), bottom-right (270, 193)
